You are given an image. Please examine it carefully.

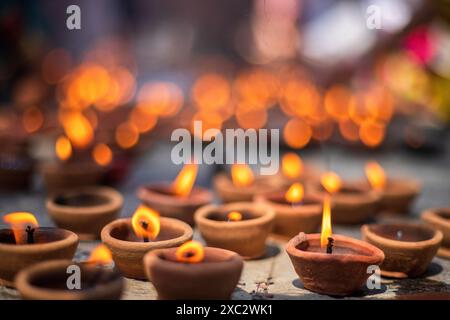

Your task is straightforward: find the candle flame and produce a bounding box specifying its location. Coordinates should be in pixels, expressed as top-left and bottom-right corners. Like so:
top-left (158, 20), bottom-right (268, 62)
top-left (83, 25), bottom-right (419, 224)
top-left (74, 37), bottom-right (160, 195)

top-left (3, 212), bottom-right (39, 244)
top-left (231, 164), bottom-right (254, 187)
top-left (321, 172), bottom-right (342, 194)
top-left (365, 161), bottom-right (386, 191)
top-left (87, 244), bottom-right (112, 265)
top-left (172, 163), bottom-right (198, 197)
top-left (285, 183), bottom-right (304, 203)
top-left (281, 152), bottom-right (303, 179)
top-left (175, 240), bottom-right (205, 263)
top-left (227, 211), bottom-right (242, 221)
top-left (131, 205), bottom-right (160, 241)
top-left (320, 195), bottom-right (332, 248)
top-left (55, 135), bottom-right (72, 161)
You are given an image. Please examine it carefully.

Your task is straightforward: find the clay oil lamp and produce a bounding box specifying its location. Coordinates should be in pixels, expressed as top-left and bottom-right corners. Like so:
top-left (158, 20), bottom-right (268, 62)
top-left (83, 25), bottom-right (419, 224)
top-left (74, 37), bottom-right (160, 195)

top-left (0, 212), bottom-right (79, 287)
top-left (310, 171), bottom-right (381, 224)
top-left (101, 205), bottom-right (193, 279)
top-left (46, 186), bottom-right (123, 240)
top-left (144, 240), bottom-right (243, 299)
top-left (137, 163), bottom-right (213, 226)
top-left (213, 163), bottom-right (282, 203)
top-left (286, 192), bottom-right (385, 296)
top-left (361, 222), bottom-right (443, 278)
top-left (421, 208), bottom-right (450, 259)
top-left (365, 161), bottom-right (421, 214)
top-left (195, 202), bottom-right (275, 259)
top-left (15, 245), bottom-right (124, 300)
top-left (0, 153), bottom-right (34, 191)
top-left (255, 182), bottom-right (323, 239)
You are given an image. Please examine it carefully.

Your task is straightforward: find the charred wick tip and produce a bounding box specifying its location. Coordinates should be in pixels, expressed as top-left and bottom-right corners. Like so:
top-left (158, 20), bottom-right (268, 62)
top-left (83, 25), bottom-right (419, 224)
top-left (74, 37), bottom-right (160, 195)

top-left (25, 225), bottom-right (35, 244)
top-left (326, 237), bottom-right (334, 254)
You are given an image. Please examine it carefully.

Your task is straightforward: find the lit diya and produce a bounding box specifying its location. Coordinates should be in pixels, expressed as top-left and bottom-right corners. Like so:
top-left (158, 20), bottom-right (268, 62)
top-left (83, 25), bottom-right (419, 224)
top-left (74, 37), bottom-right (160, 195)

top-left (137, 163), bottom-right (213, 226)
top-left (421, 208), bottom-right (450, 259)
top-left (195, 202), bottom-right (275, 259)
top-left (286, 194), bottom-right (385, 296)
top-left (365, 161), bottom-right (421, 214)
top-left (0, 212), bottom-right (79, 287)
top-left (101, 205), bottom-right (193, 279)
top-left (213, 164), bottom-right (283, 203)
top-left (46, 186), bottom-right (123, 240)
top-left (361, 222), bottom-right (443, 278)
top-left (15, 245), bottom-right (124, 300)
top-left (255, 182), bottom-right (323, 239)
top-left (276, 152), bottom-right (320, 186)
top-left (309, 171), bottom-right (381, 224)
top-left (144, 241), bottom-right (243, 299)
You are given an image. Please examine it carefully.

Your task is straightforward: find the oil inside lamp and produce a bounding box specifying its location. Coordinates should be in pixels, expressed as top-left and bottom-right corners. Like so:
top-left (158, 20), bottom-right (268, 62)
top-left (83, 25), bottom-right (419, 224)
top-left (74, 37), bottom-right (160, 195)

top-left (131, 205), bottom-right (160, 242)
top-left (172, 163), bottom-right (198, 197)
top-left (281, 153), bottom-right (303, 180)
top-left (284, 182), bottom-right (304, 204)
top-left (3, 212), bottom-right (39, 244)
top-left (175, 240), bottom-right (205, 263)
top-left (227, 211), bottom-right (243, 222)
top-left (231, 164), bottom-right (254, 187)
top-left (365, 161), bottom-right (386, 191)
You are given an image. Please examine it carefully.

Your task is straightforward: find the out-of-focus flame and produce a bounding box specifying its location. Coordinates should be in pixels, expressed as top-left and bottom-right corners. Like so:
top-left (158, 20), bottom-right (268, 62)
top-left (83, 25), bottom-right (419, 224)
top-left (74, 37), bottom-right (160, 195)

top-left (175, 240), bottom-right (205, 263)
top-left (131, 205), bottom-right (160, 241)
top-left (60, 111), bottom-right (94, 149)
top-left (87, 244), bottom-right (112, 265)
top-left (3, 212), bottom-right (39, 244)
top-left (320, 195), bottom-right (332, 248)
top-left (92, 143), bottom-right (113, 167)
top-left (285, 183), bottom-right (304, 203)
top-left (55, 136), bottom-right (72, 161)
top-left (281, 152), bottom-right (303, 179)
top-left (231, 164), bottom-right (254, 187)
top-left (283, 118), bottom-right (312, 149)
top-left (365, 161), bottom-right (386, 191)
top-left (172, 163), bottom-right (198, 197)
top-left (321, 172), bottom-right (342, 194)
top-left (115, 122), bottom-right (139, 149)
top-left (227, 211), bottom-right (243, 222)
top-left (22, 106), bottom-right (44, 133)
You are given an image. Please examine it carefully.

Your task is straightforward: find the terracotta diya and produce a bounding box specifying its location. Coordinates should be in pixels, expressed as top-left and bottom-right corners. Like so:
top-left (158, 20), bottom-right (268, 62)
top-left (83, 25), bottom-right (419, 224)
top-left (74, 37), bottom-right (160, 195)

top-left (286, 196), bottom-right (385, 296)
top-left (0, 212), bottom-right (79, 287)
top-left (137, 163), bottom-right (213, 226)
top-left (46, 186), bottom-right (123, 240)
top-left (101, 205), bottom-right (193, 279)
top-left (255, 182), bottom-right (323, 239)
top-left (195, 202), bottom-right (275, 259)
top-left (361, 222), bottom-right (443, 278)
top-left (213, 164), bottom-right (283, 203)
top-left (365, 161), bottom-right (421, 214)
top-left (15, 245), bottom-right (123, 300)
top-left (0, 153), bottom-right (34, 191)
top-left (144, 241), bottom-right (243, 299)
top-left (421, 208), bottom-right (450, 259)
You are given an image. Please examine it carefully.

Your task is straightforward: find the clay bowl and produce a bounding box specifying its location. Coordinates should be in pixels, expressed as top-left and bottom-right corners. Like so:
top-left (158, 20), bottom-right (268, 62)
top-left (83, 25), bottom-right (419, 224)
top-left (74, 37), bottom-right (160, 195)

top-left (101, 217), bottom-right (193, 279)
top-left (255, 192), bottom-right (323, 239)
top-left (15, 259), bottom-right (124, 300)
top-left (40, 161), bottom-right (106, 192)
top-left (213, 173), bottom-right (283, 203)
top-left (0, 227), bottom-right (79, 287)
top-left (421, 208), bottom-right (450, 259)
top-left (144, 247), bottom-right (243, 299)
top-left (361, 223), bottom-right (442, 278)
top-left (195, 202), bottom-right (275, 259)
top-left (286, 233), bottom-right (385, 296)
top-left (46, 186), bottom-right (124, 240)
top-left (310, 182), bottom-right (381, 224)
top-left (0, 153), bottom-right (34, 191)
top-left (137, 183), bottom-right (213, 226)
top-left (377, 179), bottom-right (421, 214)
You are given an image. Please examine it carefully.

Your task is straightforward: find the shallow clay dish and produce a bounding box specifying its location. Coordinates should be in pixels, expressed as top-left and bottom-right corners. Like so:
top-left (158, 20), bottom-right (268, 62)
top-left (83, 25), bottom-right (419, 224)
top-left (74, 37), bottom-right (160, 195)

top-left (144, 247), bottom-right (243, 299)
top-left (421, 208), bottom-right (450, 259)
top-left (101, 217), bottom-right (193, 279)
top-left (47, 186), bottom-right (123, 240)
top-left (377, 179), bottom-right (421, 214)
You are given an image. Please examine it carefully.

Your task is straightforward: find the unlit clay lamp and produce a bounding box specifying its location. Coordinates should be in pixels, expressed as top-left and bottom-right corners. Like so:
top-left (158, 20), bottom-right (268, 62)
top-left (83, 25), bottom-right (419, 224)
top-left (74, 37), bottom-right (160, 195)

top-left (361, 222), bottom-right (442, 278)
top-left (46, 186), bottom-right (123, 240)
top-left (255, 182), bottom-right (322, 239)
top-left (15, 245), bottom-right (123, 299)
top-left (421, 208), bottom-right (450, 259)
top-left (195, 202), bottom-right (275, 259)
top-left (0, 153), bottom-right (34, 191)
top-left (144, 241), bottom-right (243, 299)
top-left (137, 163), bottom-right (213, 226)
top-left (213, 164), bottom-right (283, 203)
top-left (286, 195), bottom-right (384, 296)
top-left (310, 171), bottom-right (381, 224)
top-left (365, 161), bottom-right (421, 214)
top-left (0, 212), bottom-right (78, 287)
top-left (101, 205), bottom-right (193, 279)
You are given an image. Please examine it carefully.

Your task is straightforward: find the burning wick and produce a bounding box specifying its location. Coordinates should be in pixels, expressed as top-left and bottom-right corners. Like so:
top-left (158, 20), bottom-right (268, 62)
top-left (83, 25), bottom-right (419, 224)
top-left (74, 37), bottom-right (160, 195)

top-left (131, 205), bottom-right (160, 243)
top-left (25, 225), bottom-right (35, 244)
top-left (175, 240), bottom-right (205, 263)
top-left (141, 221), bottom-right (149, 243)
top-left (227, 211), bottom-right (242, 222)
top-left (326, 237), bottom-right (334, 254)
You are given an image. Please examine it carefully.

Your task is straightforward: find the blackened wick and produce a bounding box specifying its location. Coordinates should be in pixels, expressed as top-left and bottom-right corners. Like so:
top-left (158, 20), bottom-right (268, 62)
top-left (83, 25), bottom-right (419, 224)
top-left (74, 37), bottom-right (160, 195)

top-left (326, 237), bottom-right (334, 254)
top-left (26, 225), bottom-right (35, 244)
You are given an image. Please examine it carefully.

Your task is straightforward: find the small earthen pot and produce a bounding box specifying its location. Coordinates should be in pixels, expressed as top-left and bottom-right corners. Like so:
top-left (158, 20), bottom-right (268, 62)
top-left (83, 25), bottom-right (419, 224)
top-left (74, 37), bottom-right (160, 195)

top-left (286, 233), bottom-right (385, 296)
top-left (0, 153), bottom-right (34, 190)
top-left (15, 260), bottom-right (124, 300)
top-left (40, 161), bottom-right (106, 192)
top-left (137, 183), bottom-right (213, 226)
top-left (46, 186), bottom-right (124, 240)
top-left (255, 192), bottom-right (322, 239)
top-left (101, 217), bottom-right (193, 279)
top-left (421, 208), bottom-right (450, 259)
top-left (361, 223), bottom-right (442, 278)
top-left (0, 228), bottom-right (79, 287)
top-left (377, 179), bottom-right (421, 214)
top-left (195, 202), bottom-right (275, 259)
top-left (144, 247), bottom-right (243, 299)
top-left (213, 173), bottom-right (283, 203)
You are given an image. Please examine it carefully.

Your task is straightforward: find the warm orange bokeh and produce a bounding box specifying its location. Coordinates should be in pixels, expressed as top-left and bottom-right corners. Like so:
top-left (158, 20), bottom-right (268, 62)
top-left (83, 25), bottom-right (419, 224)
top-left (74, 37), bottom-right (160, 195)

top-left (92, 143), bottom-right (113, 167)
top-left (192, 73), bottom-right (231, 111)
top-left (227, 211), bottom-right (243, 222)
top-left (285, 182), bottom-right (304, 203)
top-left (175, 240), bottom-right (205, 263)
top-left (282, 152), bottom-right (303, 179)
top-left (87, 244), bottom-right (113, 265)
top-left (324, 85), bottom-right (352, 121)
top-left (22, 106), bottom-right (44, 133)
top-left (131, 205), bottom-right (160, 241)
top-left (365, 161), bottom-right (386, 191)
top-left (60, 111), bottom-right (94, 149)
top-left (283, 118), bottom-right (312, 149)
top-left (172, 163), bottom-right (198, 197)
top-left (231, 164), bottom-right (254, 187)
top-left (359, 120), bottom-right (385, 147)
top-left (3, 212), bottom-right (39, 245)
top-left (320, 195), bottom-right (332, 248)
top-left (129, 106), bottom-right (158, 133)
top-left (321, 172), bottom-right (342, 194)
top-left (137, 82), bottom-right (183, 118)
top-left (115, 122), bottom-right (139, 149)
top-left (55, 136), bottom-right (72, 161)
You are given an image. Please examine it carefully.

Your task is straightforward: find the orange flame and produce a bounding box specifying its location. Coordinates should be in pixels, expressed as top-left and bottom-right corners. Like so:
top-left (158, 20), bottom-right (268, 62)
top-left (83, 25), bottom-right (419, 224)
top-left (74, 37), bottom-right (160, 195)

top-left (60, 111), bottom-right (94, 149)
top-left (131, 205), bottom-right (160, 241)
top-left (175, 240), bottom-right (205, 263)
top-left (320, 195), bottom-right (332, 248)
top-left (87, 244), bottom-right (112, 265)
top-left (92, 143), bottom-right (113, 167)
top-left (282, 153), bottom-right (303, 179)
top-left (285, 183), bottom-right (304, 203)
top-left (365, 161), bottom-right (386, 191)
top-left (55, 136), bottom-right (72, 161)
top-left (3, 212), bottom-right (39, 244)
top-left (321, 172), bottom-right (342, 194)
top-left (172, 163), bottom-right (198, 197)
top-left (231, 164), bottom-right (254, 187)
top-left (227, 211), bottom-right (243, 221)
